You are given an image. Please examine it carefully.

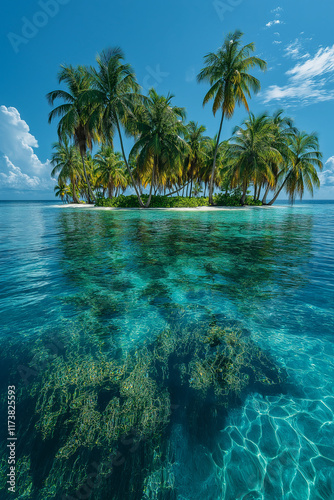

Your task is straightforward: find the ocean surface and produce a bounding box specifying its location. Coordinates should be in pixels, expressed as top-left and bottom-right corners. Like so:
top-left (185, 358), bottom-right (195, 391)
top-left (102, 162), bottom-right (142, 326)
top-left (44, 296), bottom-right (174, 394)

top-left (0, 200), bottom-right (333, 499)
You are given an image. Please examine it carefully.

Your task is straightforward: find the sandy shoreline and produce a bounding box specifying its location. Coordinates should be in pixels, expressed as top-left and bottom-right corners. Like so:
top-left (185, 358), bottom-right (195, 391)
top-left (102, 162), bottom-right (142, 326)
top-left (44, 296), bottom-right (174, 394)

top-left (54, 204), bottom-right (277, 211)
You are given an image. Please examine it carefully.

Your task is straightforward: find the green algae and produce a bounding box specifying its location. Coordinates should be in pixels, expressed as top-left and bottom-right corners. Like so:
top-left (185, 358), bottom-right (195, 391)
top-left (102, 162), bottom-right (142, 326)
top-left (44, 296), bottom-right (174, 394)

top-left (153, 326), bottom-right (283, 402)
top-left (0, 323), bottom-right (285, 499)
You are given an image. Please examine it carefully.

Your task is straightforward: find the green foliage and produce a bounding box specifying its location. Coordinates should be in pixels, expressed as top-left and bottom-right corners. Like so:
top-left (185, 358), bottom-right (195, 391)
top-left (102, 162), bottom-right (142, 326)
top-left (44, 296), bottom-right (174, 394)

top-left (129, 89), bottom-right (187, 183)
top-left (95, 193), bottom-right (262, 208)
top-left (47, 65), bottom-right (97, 202)
top-left (213, 190), bottom-right (242, 206)
top-left (95, 194), bottom-right (210, 208)
top-left (246, 196), bottom-right (263, 206)
top-left (197, 30), bottom-right (266, 118)
top-left (47, 45), bottom-right (323, 207)
top-left (95, 193), bottom-right (138, 207)
top-left (191, 181), bottom-right (203, 197)
top-left (213, 189), bottom-right (262, 206)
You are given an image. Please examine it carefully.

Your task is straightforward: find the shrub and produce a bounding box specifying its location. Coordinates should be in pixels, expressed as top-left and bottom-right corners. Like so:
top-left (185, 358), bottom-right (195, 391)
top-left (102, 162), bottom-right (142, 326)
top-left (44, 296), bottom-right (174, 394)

top-left (246, 196), bottom-right (262, 206)
top-left (213, 189), bottom-right (242, 206)
top-left (95, 192), bottom-right (262, 208)
top-left (95, 195), bottom-right (210, 208)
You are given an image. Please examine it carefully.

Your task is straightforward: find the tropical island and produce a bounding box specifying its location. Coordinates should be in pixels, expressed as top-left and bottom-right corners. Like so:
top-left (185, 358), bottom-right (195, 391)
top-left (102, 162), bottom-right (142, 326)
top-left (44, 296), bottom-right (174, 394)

top-left (1, 0), bottom-right (334, 492)
top-left (48, 30), bottom-right (323, 208)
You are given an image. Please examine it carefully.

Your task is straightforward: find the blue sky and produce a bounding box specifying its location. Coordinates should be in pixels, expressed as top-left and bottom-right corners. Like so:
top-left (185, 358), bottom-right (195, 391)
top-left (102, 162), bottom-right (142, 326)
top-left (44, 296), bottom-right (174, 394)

top-left (1, 0), bottom-right (334, 200)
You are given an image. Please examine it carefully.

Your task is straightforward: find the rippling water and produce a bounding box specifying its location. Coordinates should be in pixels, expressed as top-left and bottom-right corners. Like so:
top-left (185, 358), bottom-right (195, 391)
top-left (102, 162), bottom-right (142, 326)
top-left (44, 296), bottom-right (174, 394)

top-left (0, 201), bottom-right (333, 499)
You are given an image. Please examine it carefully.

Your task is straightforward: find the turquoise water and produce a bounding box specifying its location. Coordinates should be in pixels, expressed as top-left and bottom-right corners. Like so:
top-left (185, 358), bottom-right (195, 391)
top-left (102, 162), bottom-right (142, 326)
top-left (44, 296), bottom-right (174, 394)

top-left (0, 201), bottom-right (334, 499)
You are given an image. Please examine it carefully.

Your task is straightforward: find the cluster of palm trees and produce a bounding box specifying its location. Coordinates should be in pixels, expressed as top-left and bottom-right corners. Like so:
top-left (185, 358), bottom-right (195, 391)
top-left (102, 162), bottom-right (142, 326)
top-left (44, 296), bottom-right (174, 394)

top-left (49, 31), bottom-right (323, 207)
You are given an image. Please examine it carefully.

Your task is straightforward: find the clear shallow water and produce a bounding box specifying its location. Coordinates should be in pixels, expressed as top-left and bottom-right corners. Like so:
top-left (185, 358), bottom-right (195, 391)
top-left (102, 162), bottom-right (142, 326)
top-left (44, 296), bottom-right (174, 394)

top-left (0, 201), bottom-right (334, 499)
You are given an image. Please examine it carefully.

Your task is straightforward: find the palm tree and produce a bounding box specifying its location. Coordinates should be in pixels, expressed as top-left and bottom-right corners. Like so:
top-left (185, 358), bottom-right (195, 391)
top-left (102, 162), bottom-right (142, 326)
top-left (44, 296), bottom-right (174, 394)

top-left (87, 153), bottom-right (102, 199)
top-left (94, 146), bottom-right (127, 198)
top-left (184, 121), bottom-right (209, 197)
top-left (82, 47), bottom-right (145, 206)
top-left (54, 182), bottom-right (69, 203)
top-left (47, 65), bottom-right (97, 203)
top-left (202, 137), bottom-right (228, 197)
top-left (192, 181), bottom-right (203, 197)
top-left (197, 30), bottom-right (267, 204)
top-left (129, 88), bottom-right (187, 207)
top-left (267, 131), bottom-right (323, 205)
top-left (261, 110), bottom-right (296, 204)
top-left (50, 138), bottom-right (81, 203)
top-left (223, 113), bottom-right (281, 204)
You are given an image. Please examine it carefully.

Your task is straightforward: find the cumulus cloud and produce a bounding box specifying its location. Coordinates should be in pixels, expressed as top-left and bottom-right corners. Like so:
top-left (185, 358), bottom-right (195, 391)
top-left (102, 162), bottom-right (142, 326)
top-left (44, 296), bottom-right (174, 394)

top-left (0, 105), bottom-right (54, 192)
top-left (266, 19), bottom-right (283, 28)
top-left (319, 157), bottom-right (334, 187)
top-left (267, 6), bottom-right (283, 25)
top-left (262, 44), bottom-right (334, 105)
top-left (0, 156), bottom-right (40, 189)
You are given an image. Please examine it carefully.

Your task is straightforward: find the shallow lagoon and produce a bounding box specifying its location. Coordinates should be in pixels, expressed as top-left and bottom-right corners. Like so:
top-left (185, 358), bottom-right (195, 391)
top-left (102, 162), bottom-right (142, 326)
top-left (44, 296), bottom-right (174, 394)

top-left (0, 201), bottom-right (333, 499)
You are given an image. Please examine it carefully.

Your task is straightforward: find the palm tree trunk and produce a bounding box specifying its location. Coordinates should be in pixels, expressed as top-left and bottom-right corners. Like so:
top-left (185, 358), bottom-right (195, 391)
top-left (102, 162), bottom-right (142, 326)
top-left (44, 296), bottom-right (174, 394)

top-left (267, 170), bottom-right (291, 205)
top-left (203, 182), bottom-right (207, 197)
top-left (262, 184), bottom-right (270, 204)
top-left (209, 112), bottom-right (224, 205)
top-left (115, 118), bottom-right (144, 207)
top-left (241, 181), bottom-right (248, 205)
top-left (80, 151), bottom-right (95, 203)
top-left (166, 181), bottom-right (191, 197)
top-left (72, 178), bottom-right (79, 203)
top-left (145, 160), bottom-right (156, 208)
top-left (267, 180), bottom-right (286, 205)
top-left (190, 172), bottom-right (193, 198)
top-left (82, 186), bottom-right (88, 202)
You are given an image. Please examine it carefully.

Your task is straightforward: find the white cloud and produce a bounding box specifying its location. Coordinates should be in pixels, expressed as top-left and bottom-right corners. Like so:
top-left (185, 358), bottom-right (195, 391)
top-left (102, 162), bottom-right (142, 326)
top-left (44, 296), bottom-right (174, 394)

top-left (266, 19), bottom-right (282, 28)
top-left (287, 45), bottom-right (334, 81)
top-left (319, 157), bottom-right (334, 187)
top-left (273, 41), bottom-right (282, 45)
top-left (0, 156), bottom-right (40, 189)
top-left (0, 105), bottom-right (54, 191)
top-left (263, 79), bottom-right (334, 104)
top-left (263, 44), bottom-right (334, 105)
top-left (271, 7), bottom-right (283, 14)
top-left (284, 39), bottom-right (310, 60)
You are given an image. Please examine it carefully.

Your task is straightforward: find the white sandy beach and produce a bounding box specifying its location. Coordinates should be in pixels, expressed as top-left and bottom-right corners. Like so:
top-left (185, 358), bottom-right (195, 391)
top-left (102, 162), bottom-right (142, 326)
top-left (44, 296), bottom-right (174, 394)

top-left (54, 204), bottom-right (277, 211)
